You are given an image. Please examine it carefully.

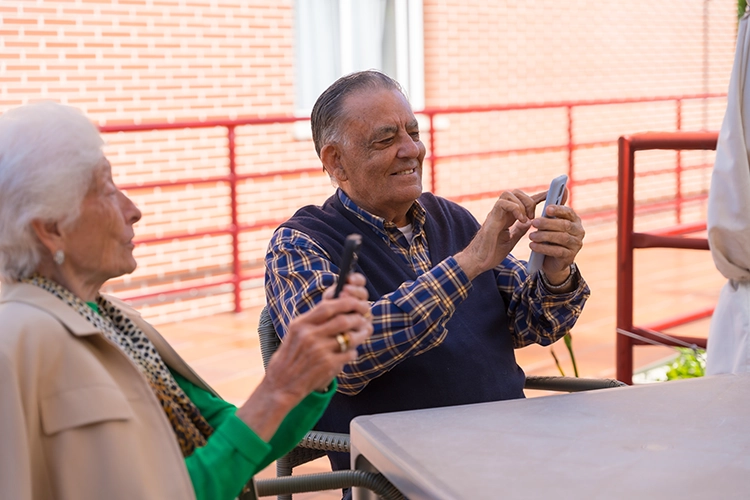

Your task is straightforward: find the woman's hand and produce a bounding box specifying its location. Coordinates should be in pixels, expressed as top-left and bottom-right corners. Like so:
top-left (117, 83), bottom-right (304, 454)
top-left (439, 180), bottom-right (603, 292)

top-left (267, 272), bottom-right (371, 394)
top-left (235, 273), bottom-right (372, 441)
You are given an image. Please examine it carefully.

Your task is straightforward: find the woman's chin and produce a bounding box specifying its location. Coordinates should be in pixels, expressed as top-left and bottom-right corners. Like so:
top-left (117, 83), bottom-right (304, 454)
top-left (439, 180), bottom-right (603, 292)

top-left (117, 257), bottom-right (138, 278)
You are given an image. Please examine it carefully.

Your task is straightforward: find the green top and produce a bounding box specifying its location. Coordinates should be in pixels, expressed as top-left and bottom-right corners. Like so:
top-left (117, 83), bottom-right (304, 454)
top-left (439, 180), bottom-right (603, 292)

top-left (171, 369), bottom-right (336, 500)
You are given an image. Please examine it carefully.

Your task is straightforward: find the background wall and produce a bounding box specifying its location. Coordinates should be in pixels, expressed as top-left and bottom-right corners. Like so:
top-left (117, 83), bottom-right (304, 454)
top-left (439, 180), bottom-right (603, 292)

top-left (422, 0), bottom-right (734, 237)
top-left (0, 0), bottom-right (738, 323)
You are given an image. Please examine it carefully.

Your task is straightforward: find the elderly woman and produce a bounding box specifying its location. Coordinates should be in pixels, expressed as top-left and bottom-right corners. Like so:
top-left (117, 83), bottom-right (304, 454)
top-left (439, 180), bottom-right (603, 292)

top-left (0, 102), bottom-right (372, 500)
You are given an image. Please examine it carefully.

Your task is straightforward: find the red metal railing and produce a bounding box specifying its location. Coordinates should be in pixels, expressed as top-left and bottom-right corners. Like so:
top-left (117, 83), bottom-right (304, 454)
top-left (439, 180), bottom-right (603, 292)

top-left (616, 131), bottom-right (718, 384)
top-left (99, 116), bottom-right (312, 311)
top-left (99, 93), bottom-right (724, 313)
top-left (420, 93), bottom-right (724, 204)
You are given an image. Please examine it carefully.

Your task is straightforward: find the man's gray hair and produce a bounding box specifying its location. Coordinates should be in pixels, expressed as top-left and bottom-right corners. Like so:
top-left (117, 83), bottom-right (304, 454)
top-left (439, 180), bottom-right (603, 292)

top-left (310, 70), bottom-right (406, 158)
top-left (0, 101), bottom-right (104, 282)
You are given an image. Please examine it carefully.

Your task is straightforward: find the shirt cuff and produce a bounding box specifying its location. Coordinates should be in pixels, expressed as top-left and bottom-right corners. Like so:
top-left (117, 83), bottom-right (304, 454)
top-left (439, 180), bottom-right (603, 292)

top-left (540, 263), bottom-right (580, 294)
top-left (432, 256), bottom-right (473, 302)
top-left (216, 414), bottom-right (273, 467)
top-left (314, 378), bottom-right (338, 395)
top-left (538, 265), bottom-right (589, 299)
top-left (225, 378), bottom-right (336, 460)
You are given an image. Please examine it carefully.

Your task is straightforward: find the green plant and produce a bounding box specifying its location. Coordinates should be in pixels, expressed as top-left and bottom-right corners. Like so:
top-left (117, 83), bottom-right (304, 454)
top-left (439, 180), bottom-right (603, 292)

top-left (550, 332), bottom-right (579, 378)
top-left (665, 348), bottom-right (706, 380)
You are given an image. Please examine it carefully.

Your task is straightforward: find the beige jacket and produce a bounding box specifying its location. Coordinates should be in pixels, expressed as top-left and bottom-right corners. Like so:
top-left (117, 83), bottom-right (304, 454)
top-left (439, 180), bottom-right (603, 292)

top-left (0, 281), bottom-right (217, 500)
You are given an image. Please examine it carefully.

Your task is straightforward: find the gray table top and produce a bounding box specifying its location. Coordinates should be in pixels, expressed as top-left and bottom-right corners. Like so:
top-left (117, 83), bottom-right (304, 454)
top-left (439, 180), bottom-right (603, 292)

top-left (350, 374), bottom-right (750, 500)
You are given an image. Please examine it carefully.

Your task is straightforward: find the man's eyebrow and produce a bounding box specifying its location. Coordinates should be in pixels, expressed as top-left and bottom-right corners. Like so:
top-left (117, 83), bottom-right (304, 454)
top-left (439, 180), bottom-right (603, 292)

top-left (406, 119), bottom-right (419, 130)
top-left (369, 125), bottom-right (399, 142)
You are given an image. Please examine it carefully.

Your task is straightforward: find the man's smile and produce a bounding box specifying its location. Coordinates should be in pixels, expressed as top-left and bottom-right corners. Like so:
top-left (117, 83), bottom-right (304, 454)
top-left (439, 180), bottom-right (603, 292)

top-left (392, 168), bottom-right (416, 176)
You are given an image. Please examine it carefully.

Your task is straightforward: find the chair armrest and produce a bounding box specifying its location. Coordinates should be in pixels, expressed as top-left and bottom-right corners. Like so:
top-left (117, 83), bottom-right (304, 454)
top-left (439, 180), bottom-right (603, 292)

top-left (297, 430), bottom-right (350, 453)
top-left (258, 306), bottom-right (280, 370)
top-left (525, 375), bottom-right (626, 392)
top-left (280, 431), bottom-right (349, 470)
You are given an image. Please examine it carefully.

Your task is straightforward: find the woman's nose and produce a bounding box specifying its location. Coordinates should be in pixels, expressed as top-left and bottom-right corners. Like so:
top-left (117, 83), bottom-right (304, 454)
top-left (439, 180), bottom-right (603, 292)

top-left (120, 191), bottom-right (142, 224)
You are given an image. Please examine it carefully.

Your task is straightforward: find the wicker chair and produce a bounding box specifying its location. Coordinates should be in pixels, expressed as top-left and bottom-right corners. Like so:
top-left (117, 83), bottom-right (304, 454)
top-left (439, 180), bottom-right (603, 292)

top-left (256, 306), bottom-right (625, 499)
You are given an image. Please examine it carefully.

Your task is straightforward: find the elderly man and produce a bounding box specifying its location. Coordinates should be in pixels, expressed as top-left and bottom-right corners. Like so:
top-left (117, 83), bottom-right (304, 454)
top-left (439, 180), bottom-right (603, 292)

top-left (265, 70), bottom-right (590, 473)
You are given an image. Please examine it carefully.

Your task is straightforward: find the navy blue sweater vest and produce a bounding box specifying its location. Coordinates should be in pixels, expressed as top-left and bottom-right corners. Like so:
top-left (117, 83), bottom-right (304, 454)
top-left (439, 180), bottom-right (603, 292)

top-left (280, 192), bottom-right (526, 469)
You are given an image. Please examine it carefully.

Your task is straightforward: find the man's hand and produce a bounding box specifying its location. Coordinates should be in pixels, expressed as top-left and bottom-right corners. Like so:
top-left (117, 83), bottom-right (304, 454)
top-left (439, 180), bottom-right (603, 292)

top-left (529, 203), bottom-right (585, 285)
top-left (455, 189), bottom-right (547, 280)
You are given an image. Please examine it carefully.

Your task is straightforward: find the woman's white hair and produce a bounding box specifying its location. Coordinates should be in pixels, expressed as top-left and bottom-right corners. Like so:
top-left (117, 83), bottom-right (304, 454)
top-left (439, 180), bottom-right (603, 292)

top-left (0, 101), bottom-right (104, 282)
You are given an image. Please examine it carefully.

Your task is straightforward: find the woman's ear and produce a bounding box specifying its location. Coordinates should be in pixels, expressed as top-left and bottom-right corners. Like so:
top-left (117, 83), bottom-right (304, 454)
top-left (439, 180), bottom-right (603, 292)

top-left (320, 143), bottom-right (348, 183)
top-left (31, 219), bottom-right (63, 255)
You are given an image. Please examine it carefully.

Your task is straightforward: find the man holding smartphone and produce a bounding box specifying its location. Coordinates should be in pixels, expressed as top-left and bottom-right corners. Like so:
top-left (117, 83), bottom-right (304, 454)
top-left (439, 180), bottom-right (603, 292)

top-left (264, 70), bottom-right (589, 485)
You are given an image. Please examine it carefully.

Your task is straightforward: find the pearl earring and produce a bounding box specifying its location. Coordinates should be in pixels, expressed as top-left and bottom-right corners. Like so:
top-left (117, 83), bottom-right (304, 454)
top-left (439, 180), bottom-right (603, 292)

top-left (53, 250), bottom-right (65, 265)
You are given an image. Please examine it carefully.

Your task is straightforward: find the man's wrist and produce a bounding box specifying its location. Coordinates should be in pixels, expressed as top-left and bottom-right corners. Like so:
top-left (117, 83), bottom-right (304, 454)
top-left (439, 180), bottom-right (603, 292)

top-left (454, 250), bottom-right (482, 281)
top-left (540, 264), bottom-right (579, 294)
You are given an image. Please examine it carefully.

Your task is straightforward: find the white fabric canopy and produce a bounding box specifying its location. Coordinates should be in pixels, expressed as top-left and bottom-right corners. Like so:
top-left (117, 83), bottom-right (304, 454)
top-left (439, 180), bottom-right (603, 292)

top-left (706, 12), bottom-right (750, 375)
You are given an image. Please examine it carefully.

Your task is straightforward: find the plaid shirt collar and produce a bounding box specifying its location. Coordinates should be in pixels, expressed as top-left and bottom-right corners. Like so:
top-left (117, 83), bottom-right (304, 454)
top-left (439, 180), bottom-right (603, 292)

top-left (337, 188), bottom-right (427, 235)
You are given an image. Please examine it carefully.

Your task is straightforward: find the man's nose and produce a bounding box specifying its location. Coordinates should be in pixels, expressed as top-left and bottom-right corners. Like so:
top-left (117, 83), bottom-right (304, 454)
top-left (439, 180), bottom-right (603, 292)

top-left (397, 131), bottom-right (421, 158)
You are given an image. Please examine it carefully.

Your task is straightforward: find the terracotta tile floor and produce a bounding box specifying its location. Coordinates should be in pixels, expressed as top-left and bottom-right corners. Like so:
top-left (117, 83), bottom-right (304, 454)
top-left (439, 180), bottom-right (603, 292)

top-left (156, 237), bottom-right (725, 499)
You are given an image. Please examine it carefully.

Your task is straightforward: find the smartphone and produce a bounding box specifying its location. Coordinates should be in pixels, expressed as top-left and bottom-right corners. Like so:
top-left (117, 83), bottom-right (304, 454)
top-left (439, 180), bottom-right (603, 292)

top-left (527, 174), bottom-right (568, 276)
top-left (333, 233), bottom-right (363, 298)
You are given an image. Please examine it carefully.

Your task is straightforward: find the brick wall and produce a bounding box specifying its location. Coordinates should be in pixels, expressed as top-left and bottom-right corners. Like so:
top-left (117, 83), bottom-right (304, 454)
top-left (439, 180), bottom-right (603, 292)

top-left (421, 0), bottom-right (734, 245)
top-left (0, 0), bottom-right (738, 323)
top-left (423, 0), bottom-right (734, 104)
top-left (2, 0), bottom-right (295, 120)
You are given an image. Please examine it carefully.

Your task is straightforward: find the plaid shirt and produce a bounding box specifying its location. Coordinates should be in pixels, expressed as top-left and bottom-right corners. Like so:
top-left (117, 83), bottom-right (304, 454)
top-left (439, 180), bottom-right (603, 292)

top-left (265, 189), bottom-right (590, 396)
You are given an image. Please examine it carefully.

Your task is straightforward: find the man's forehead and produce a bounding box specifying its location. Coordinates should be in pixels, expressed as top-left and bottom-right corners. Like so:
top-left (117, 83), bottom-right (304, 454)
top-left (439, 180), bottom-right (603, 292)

top-left (343, 87), bottom-right (412, 114)
top-left (343, 91), bottom-right (416, 131)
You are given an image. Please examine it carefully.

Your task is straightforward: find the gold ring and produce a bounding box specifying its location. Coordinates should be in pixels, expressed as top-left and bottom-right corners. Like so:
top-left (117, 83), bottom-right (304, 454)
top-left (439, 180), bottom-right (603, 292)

top-left (336, 333), bottom-right (349, 353)
top-left (364, 311), bottom-right (373, 321)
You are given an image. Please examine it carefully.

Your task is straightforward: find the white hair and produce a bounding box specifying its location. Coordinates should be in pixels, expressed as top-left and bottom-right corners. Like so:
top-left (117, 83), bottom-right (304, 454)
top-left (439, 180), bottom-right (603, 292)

top-left (0, 101), bottom-right (104, 282)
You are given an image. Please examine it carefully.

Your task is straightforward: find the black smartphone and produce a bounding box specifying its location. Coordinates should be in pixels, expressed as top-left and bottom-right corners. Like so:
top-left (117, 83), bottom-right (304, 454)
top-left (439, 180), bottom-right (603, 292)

top-left (333, 233), bottom-right (363, 298)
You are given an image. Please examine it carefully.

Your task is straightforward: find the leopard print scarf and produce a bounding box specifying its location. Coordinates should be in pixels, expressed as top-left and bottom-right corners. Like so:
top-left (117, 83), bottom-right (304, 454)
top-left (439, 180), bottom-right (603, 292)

top-left (23, 275), bottom-right (213, 457)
